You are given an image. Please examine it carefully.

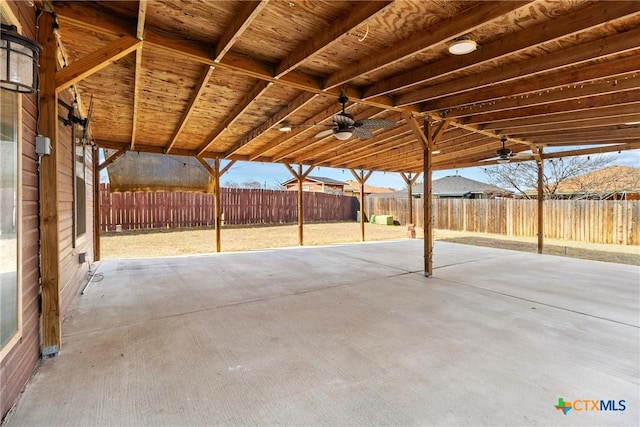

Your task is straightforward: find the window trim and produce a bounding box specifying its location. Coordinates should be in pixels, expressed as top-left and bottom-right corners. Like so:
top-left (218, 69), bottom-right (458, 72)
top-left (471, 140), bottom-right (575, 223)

top-left (0, 3), bottom-right (24, 361)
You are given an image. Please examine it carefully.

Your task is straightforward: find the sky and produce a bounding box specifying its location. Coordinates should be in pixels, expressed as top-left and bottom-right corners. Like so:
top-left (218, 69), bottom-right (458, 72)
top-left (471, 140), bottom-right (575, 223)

top-left (100, 149), bottom-right (639, 190)
top-left (219, 149), bottom-right (640, 190)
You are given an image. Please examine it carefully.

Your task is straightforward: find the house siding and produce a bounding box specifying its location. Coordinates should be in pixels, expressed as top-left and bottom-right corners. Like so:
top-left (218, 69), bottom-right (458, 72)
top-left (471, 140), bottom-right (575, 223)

top-left (0, 1), bottom-right (40, 419)
top-left (1, 2), bottom-right (95, 418)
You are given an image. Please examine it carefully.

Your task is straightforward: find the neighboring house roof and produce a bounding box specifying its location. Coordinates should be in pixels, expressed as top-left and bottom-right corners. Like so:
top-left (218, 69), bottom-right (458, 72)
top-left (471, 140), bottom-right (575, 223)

top-left (413, 175), bottom-right (511, 197)
top-left (281, 175), bottom-right (347, 186)
top-left (551, 165), bottom-right (640, 194)
top-left (343, 180), bottom-right (395, 195)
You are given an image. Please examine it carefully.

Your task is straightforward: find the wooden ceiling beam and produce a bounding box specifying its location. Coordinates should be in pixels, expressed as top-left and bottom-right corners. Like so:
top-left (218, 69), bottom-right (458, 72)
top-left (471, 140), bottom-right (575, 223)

top-left (446, 74), bottom-right (640, 119)
top-left (465, 89), bottom-right (640, 125)
top-left (214, 1), bottom-right (269, 62)
top-left (130, 47), bottom-right (143, 150)
top-left (542, 142), bottom-right (640, 159)
top-left (165, 65), bottom-right (215, 154)
top-left (323, 1), bottom-right (531, 89)
top-left (433, 132), bottom-right (487, 151)
top-left (197, 80), bottom-right (272, 156)
top-left (482, 103), bottom-right (640, 131)
top-left (341, 145), bottom-right (423, 170)
top-left (397, 27), bottom-right (640, 107)
top-left (53, 2), bottom-right (412, 114)
top-left (363, 1), bottom-right (640, 99)
top-left (136, 0), bottom-right (147, 40)
top-left (225, 91), bottom-right (318, 158)
top-left (249, 102), bottom-right (343, 160)
top-left (55, 35), bottom-right (142, 92)
top-left (502, 115), bottom-right (640, 135)
top-left (433, 136), bottom-right (496, 160)
top-left (424, 56), bottom-right (640, 114)
top-left (96, 139), bottom-right (258, 162)
top-left (526, 129), bottom-right (640, 143)
top-left (274, 1), bottom-right (392, 78)
top-left (327, 134), bottom-right (417, 167)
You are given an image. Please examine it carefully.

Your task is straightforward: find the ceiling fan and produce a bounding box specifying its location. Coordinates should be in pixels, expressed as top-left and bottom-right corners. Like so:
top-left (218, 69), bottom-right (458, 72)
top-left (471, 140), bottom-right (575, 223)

top-left (314, 95), bottom-right (395, 140)
top-left (495, 137), bottom-right (535, 163)
top-left (496, 137), bottom-right (512, 163)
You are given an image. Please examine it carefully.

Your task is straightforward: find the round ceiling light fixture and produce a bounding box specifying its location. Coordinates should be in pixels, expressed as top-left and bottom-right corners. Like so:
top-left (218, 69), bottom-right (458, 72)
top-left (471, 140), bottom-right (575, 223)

top-left (278, 122), bottom-right (292, 132)
top-left (448, 36), bottom-right (477, 55)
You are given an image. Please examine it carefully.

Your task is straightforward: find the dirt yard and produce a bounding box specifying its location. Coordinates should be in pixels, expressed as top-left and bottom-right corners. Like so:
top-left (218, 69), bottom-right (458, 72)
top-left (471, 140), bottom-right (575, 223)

top-left (100, 222), bottom-right (639, 265)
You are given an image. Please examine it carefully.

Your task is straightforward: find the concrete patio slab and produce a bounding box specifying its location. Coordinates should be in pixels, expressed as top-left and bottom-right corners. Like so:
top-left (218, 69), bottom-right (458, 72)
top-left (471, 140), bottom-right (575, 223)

top-left (3, 240), bottom-right (638, 426)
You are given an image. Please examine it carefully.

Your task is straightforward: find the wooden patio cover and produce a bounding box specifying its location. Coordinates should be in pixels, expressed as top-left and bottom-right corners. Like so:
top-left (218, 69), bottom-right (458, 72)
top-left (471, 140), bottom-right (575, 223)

top-left (47, 0), bottom-right (640, 171)
top-left (34, 0), bottom-right (640, 355)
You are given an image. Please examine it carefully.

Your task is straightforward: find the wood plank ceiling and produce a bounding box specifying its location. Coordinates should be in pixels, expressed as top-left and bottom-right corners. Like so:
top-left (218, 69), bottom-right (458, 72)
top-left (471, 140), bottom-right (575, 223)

top-left (49, 0), bottom-right (640, 174)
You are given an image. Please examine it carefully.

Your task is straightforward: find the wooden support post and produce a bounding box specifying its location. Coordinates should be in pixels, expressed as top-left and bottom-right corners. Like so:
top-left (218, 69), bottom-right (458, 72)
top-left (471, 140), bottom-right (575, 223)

top-left (423, 142), bottom-right (433, 277)
top-left (350, 169), bottom-right (373, 242)
top-left (39, 13), bottom-right (61, 357)
top-left (93, 148), bottom-right (100, 261)
top-left (297, 165), bottom-right (304, 245)
top-left (537, 147), bottom-right (544, 254)
top-left (214, 158), bottom-right (221, 252)
top-left (404, 114), bottom-right (449, 277)
top-left (197, 157), bottom-right (235, 252)
top-left (284, 163), bottom-right (315, 245)
top-left (400, 172), bottom-right (420, 235)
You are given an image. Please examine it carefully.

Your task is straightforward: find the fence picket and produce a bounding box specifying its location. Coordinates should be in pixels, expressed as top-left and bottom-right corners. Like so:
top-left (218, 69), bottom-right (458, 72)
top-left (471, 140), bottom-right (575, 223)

top-left (364, 196), bottom-right (639, 245)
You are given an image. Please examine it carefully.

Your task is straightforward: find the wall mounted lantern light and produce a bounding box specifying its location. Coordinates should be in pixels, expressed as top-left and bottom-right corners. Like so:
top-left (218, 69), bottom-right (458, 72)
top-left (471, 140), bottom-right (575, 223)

top-left (1, 24), bottom-right (42, 93)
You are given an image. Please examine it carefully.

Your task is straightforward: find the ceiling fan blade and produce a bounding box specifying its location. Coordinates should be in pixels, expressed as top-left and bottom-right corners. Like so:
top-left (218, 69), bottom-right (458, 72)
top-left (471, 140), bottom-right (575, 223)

top-left (314, 129), bottom-right (335, 138)
top-left (511, 152), bottom-right (534, 158)
top-left (334, 114), bottom-right (355, 126)
top-left (352, 127), bottom-right (373, 139)
top-left (354, 118), bottom-right (396, 130)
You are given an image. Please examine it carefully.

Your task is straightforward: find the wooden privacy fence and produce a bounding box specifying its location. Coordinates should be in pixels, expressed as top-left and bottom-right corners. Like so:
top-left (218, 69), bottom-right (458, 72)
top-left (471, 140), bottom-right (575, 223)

top-left (365, 197), bottom-right (639, 245)
top-left (100, 184), bottom-right (356, 232)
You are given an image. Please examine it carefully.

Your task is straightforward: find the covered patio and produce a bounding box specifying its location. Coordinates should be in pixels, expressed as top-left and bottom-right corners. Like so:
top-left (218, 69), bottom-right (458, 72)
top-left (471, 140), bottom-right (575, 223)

top-left (4, 240), bottom-right (638, 426)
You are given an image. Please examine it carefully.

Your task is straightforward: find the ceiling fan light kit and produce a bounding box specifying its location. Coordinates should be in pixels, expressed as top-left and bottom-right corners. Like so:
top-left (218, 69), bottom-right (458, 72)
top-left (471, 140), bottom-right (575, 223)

top-left (448, 36), bottom-right (477, 55)
top-left (314, 94), bottom-right (395, 140)
top-left (334, 130), bottom-right (352, 140)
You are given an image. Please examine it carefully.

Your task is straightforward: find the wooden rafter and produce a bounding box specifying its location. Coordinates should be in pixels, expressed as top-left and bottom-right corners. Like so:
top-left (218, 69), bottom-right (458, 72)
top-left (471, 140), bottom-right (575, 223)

top-left (225, 91), bottom-right (318, 158)
top-left (55, 35), bottom-right (141, 92)
top-left (313, 123), bottom-right (410, 164)
top-left (98, 148), bottom-right (127, 170)
top-left (274, 1), bottom-right (392, 78)
top-left (52, 2), bottom-right (413, 114)
top-left (136, 0), bottom-right (147, 40)
top-left (423, 57), bottom-right (640, 115)
top-left (197, 80), bottom-right (272, 156)
top-left (497, 114), bottom-right (640, 135)
top-left (330, 134), bottom-right (416, 168)
top-left (250, 102), bottom-right (343, 160)
top-left (400, 28), bottom-right (640, 107)
top-left (482, 103), bottom-right (640, 131)
top-left (466, 90), bottom-right (640, 125)
top-left (214, 1), bottom-right (268, 62)
top-left (166, 65), bottom-right (215, 154)
top-left (323, 1), bottom-right (531, 89)
top-left (130, 46), bottom-right (143, 150)
top-left (363, 1), bottom-right (640, 99)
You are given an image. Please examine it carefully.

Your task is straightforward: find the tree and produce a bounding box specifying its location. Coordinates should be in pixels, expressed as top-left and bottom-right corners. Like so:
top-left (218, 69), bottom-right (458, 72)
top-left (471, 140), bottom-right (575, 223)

top-left (484, 155), bottom-right (615, 199)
